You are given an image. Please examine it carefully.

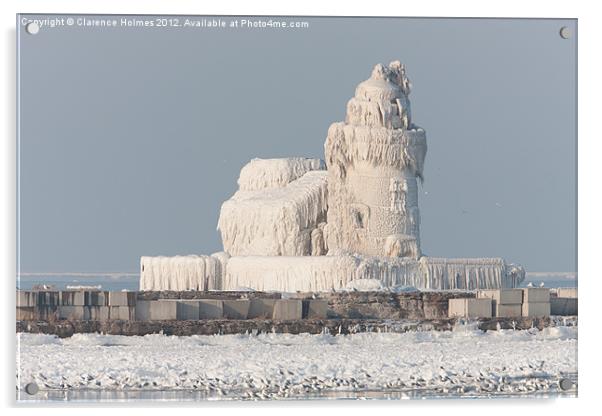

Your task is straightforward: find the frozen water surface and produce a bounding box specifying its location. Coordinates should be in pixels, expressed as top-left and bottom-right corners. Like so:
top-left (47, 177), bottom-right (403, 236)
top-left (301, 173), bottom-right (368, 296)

top-left (17, 325), bottom-right (577, 401)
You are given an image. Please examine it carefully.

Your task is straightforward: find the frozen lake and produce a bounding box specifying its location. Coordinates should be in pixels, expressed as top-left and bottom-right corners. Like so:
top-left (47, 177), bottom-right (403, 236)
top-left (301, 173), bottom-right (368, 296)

top-left (17, 324), bottom-right (578, 401)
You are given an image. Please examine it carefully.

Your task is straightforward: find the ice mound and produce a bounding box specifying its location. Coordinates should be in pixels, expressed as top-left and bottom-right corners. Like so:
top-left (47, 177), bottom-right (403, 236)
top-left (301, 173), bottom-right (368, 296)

top-left (343, 279), bottom-right (385, 291)
top-left (390, 285), bottom-right (420, 293)
top-left (218, 170), bottom-right (328, 256)
top-left (237, 157), bottom-right (325, 191)
top-left (232, 287), bottom-right (256, 292)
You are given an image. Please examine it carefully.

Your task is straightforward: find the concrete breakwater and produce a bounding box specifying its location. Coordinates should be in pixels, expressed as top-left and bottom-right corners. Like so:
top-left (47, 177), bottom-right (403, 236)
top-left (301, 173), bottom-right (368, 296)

top-left (16, 289), bottom-right (577, 337)
top-left (16, 290), bottom-right (478, 322)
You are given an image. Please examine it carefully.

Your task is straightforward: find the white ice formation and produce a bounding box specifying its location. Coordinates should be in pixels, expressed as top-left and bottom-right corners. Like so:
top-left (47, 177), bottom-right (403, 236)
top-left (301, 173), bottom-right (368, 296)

top-left (325, 62), bottom-right (426, 258)
top-left (218, 167), bottom-right (328, 256)
top-left (217, 254), bottom-right (519, 292)
top-left (343, 279), bottom-right (386, 292)
top-left (237, 157), bottom-right (324, 191)
top-left (140, 62), bottom-right (526, 292)
top-left (140, 255), bottom-right (222, 291)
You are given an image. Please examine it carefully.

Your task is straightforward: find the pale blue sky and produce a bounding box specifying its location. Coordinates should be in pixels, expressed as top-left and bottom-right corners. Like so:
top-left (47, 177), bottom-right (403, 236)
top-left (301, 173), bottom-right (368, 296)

top-left (18, 16), bottom-right (577, 273)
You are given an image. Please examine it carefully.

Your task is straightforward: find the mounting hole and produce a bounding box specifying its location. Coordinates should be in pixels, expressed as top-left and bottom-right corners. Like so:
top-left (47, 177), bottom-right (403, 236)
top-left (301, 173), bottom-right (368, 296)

top-left (559, 378), bottom-right (573, 390)
top-left (24, 382), bottom-right (39, 395)
top-left (25, 22), bottom-right (40, 35)
top-left (559, 26), bottom-right (571, 39)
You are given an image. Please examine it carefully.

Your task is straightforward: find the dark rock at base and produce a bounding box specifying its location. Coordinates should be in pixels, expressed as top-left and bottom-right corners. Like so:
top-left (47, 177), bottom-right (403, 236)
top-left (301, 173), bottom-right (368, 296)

top-left (324, 292), bottom-right (403, 319)
top-left (322, 291), bottom-right (475, 320)
top-left (16, 315), bottom-right (573, 338)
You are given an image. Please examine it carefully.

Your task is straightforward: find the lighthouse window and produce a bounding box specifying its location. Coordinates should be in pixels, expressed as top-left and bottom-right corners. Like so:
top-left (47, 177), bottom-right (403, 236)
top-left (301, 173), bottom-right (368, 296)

top-left (354, 211), bottom-right (364, 229)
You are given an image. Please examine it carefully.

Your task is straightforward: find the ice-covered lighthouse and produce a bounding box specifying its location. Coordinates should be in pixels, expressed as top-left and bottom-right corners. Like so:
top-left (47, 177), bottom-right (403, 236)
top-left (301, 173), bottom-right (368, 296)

top-left (140, 61), bottom-right (525, 292)
top-left (325, 62), bottom-right (426, 260)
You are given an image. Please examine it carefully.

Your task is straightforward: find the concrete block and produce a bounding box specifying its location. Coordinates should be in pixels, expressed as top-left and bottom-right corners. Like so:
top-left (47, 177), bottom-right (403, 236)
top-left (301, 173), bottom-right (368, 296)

top-left (37, 291), bottom-right (60, 306)
top-left (34, 306), bottom-right (58, 320)
top-left (448, 298), bottom-right (492, 318)
top-left (153, 300), bottom-right (177, 320)
top-left (135, 301), bottom-right (151, 321)
top-left (60, 291), bottom-right (87, 306)
top-left (522, 302), bottom-right (551, 317)
top-left (135, 300), bottom-right (177, 320)
top-left (248, 299), bottom-right (277, 319)
top-left (495, 303), bottom-right (522, 318)
top-left (108, 291), bottom-right (136, 306)
top-left (89, 291), bottom-right (109, 306)
top-left (87, 306), bottom-right (110, 321)
top-left (17, 291), bottom-right (36, 307)
top-left (16, 307), bottom-right (35, 320)
top-left (556, 288), bottom-right (578, 298)
top-left (477, 289), bottom-right (522, 305)
top-left (272, 299), bottom-right (302, 320)
top-left (110, 306), bottom-right (135, 320)
top-left (198, 299), bottom-right (223, 319)
top-left (303, 299), bottom-right (328, 319)
top-left (448, 299), bottom-right (465, 318)
top-left (551, 297), bottom-right (578, 316)
top-left (522, 288), bottom-right (550, 303)
top-left (176, 301), bottom-right (200, 320)
top-left (223, 299), bottom-right (250, 319)
top-left (469, 299), bottom-right (492, 318)
top-left (58, 306), bottom-right (89, 320)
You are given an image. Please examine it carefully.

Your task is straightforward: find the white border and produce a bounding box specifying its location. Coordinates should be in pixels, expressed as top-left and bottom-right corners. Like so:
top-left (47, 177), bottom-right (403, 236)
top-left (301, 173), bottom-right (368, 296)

top-left (2, 0), bottom-right (598, 414)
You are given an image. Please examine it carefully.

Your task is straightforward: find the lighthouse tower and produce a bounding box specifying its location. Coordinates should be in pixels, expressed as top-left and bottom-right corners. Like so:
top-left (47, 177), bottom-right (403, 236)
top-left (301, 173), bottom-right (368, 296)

top-left (324, 61), bottom-right (427, 259)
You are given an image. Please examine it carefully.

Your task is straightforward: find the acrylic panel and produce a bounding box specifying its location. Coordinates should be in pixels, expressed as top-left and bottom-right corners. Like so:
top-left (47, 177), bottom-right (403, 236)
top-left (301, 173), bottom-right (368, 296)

top-left (16, 15), bottom-right (577, 401)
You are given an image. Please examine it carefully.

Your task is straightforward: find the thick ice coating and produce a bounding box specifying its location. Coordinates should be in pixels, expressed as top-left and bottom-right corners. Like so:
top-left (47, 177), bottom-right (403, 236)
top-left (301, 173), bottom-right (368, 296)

top-left (140, 255), bottom-right (222, 291)
top-left (218, 170), bottom-right (328, 256)
top-left (325, 61), bottom-right (426, 258)
top-left (139, 61), bottom-right (525, 292)
top-left (237, 157), bottom-right (325, 191)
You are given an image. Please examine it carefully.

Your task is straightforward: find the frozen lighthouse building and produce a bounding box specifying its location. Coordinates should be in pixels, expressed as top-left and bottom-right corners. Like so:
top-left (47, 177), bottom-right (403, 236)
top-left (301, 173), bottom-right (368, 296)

top-left (325, 62), bottom-right (425, 260)
top-left (140, 62), bottom-right (525, 292)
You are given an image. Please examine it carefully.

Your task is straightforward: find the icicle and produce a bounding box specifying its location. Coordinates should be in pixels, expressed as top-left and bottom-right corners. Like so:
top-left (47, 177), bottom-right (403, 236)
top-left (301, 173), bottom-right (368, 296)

top-left (417, 257), bottom-right (523, 290)
top-left (139, 255), bottom-right (222, 291)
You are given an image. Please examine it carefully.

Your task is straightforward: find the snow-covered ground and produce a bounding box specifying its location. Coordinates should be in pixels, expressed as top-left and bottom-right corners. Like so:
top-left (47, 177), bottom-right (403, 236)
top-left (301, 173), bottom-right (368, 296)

top-left (17, 325), bottom-right (577, 400)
